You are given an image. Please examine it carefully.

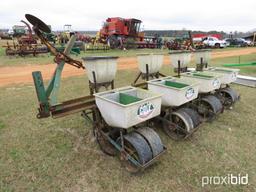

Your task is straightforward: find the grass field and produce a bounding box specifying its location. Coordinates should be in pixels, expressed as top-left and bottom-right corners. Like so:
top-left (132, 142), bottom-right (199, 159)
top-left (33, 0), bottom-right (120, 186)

top-left (0, 49), bottom-right (256, 191)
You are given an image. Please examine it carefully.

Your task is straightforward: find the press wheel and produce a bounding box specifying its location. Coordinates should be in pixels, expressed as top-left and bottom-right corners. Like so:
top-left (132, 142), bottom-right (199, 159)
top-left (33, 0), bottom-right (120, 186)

top-left (135, 127), bottom-right (164, 157)
top-left (179, 108), bottom-right (201, 128)
top-left (218, 87), bottom-right (239, 108)
top-left (198, 95), bottom-right (223, 121)
top-left (163, 110), bottom-right (194, 140)
top-left (118, 132), bottom-right (153, 173)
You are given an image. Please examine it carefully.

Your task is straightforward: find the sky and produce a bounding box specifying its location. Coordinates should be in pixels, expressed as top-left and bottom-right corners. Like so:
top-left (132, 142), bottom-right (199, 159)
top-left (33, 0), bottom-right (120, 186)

top-left (0, 0), bottom-right (255, 32)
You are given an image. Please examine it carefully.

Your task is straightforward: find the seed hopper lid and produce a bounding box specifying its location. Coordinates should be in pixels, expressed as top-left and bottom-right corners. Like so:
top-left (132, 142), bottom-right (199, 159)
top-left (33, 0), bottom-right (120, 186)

top-left (82, 56), bottom-right (119, 61)
top-left (25, 14), bottom-right (51, 33)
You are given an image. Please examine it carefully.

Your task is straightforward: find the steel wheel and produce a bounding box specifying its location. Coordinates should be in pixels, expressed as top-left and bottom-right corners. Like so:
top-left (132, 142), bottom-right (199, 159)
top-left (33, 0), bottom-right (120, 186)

top-left (219, 87), bottom-right (239, 108)
top-left (198, 95), bottom-right (223, 121)
top-left (95, 128), bottom-right (118, 156)
top-left (118, 132), bottom-right (153, 173)
top-left (163, 110), bottom-right (194, 140)
top-left (179, 108), bottom-right (201, 128)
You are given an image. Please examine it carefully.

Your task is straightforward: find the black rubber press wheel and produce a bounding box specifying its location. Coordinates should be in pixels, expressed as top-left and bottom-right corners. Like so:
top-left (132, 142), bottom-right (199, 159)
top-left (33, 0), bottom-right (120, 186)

top-left (135, 127), bottom-right (164, 157)
top-left (118, 132), bottom-right (153, 173)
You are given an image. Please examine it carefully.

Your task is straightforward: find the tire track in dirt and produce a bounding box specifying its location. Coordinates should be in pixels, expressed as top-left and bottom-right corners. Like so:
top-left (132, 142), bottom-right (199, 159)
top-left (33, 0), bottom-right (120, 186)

top-left (0, 48), bottom-right (256, 87)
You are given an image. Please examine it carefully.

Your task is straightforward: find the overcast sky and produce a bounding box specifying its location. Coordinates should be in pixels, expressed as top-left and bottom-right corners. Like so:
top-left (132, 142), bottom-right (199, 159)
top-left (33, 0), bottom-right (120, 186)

top-left (0, 0), bottom-right (255, 32)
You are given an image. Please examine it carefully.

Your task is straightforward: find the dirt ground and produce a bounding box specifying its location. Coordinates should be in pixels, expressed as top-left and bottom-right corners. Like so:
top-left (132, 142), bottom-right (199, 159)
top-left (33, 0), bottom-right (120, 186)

top-left (0, 48), bottom-right (256, 87)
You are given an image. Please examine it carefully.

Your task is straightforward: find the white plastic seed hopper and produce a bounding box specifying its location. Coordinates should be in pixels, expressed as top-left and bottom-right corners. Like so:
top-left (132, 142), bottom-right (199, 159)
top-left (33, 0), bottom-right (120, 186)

top-left (194, 49), bottom-right (211, 65)
top-left (94, 86), bottom-right (162, 129)
top-left (137, 53), bottom-right (164, 74)
top-left (82, 56), bottom-right (118, 83)
top-left (206, 67), bottom-right (240, 84)
top-left (180, 71), bottom-right (222, 93)
top-left (169, 50), bottom-right (192, 68)
top-left (148, 76), bottom-right (199, 107)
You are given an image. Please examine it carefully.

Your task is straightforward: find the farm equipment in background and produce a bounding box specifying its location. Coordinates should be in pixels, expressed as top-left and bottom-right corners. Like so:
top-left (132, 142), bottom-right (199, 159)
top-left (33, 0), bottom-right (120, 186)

top-left (58, 24), bottom-right (75, 44)
top-left (4, 41), bottom-right (48, 56)
top-left (0, 29), bottom-right (13, 40)
top-left (42, 25), bottom-right (57, 44)
top-left (166, 32), bottom-right (227, 50)
top-left (18, 20), bottom-right (37, 44)
top-left (3, 19), bottom-right (49, 56)
top-left (12, 25), bottom-right (26, 37)
top-left (99, 17), bottom-right (162, 49)
top-left (83, 32), bottom-right (110, 51)
top-left (165, 39), bottom-right (194, 50)
top-left (76, 32), bottom-right (92, 43)
top-left (164, 31), bottom-right (205, 50)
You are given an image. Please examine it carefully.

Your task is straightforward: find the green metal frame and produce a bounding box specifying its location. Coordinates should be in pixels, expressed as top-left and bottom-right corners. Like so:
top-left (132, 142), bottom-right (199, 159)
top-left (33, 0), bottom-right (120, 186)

top-left (32, 60), bottom-right (65, 117)
top-left (31, 33), bottom-right (81, 118)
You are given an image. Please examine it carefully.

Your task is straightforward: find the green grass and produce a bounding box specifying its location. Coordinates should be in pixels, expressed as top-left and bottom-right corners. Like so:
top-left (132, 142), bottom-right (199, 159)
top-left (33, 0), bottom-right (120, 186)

top-left (0, 47), bottom-right (5, 57)
top-left (208, 53), bottom-right (256, 75)
top-left (0, 50), bottom-right (256, 191)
